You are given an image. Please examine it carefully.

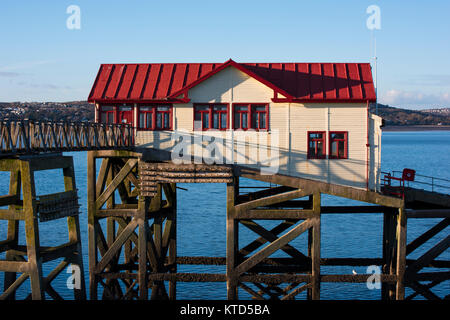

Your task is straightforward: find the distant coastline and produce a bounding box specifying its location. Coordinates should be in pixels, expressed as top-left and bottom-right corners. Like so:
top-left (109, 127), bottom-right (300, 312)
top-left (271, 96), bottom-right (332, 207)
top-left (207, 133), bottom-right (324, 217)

top-left (382, 125), bottom-right (450, 131)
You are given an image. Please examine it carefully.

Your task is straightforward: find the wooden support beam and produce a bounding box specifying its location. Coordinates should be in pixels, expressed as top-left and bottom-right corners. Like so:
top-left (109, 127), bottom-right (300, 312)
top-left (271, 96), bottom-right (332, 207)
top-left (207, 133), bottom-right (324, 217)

top-left (96, 209), bottom-right (139, 218)
top-left (137, 198), bottom-right (149, 300)
top-left (320, 274), bottom-right (397, 283)
top-left (406, 218), bottom-right (449, 256)
top-left (28, 155), bottom-right (72, 171)
top-left (95, 158), bottom-right (110, 198)
top-left (87, 151), bottom-right (99, 300)
top-left (95, 158), bottom-right (138, 210)
top-left (240, 219), bottom-right (308, 261)
top-left (0, 261), bottom-right (29, 273)
top-left (239, 220), bottom-right (297, 257)
top-left (0, 209), bottom-right (24, 221)
top-left (0, 272), bottom-right (29, 300)
top-left (95, 219), bottom-right (138, 274)
top-left (281, 283), bottom-right (310, 300)
top-left (382, 208), bottom-right (397, 300)
top-left (404, 187), bottom-right (450, 208)
top-left (406, 235), bottom-right (450, 275)
top-left (407, 281), bottom-right (441, 300)
top-left (237, 186), bottom-right (295, 203)
top-left (310, 192), bottom-right (321, 300)
top-left (20, 159), bottom-right (45, 300)
top-left (395, 207), bottom-right (407, 300)
top-left (234, 188), bottom-right (312, 214)
top-left (406, 209), bottom-right (450, 219)
top-left (321, 205), bottom-right (385, 213)
top-left (235, 219), bottom-right (314, 276)
top-left (238, 209), bottom-right (315, 220)
top-left (0, 195), bottom-right (18, 207)
top-left (226, 177), bottom-right (239, 300)
top-left (235, 165), bottom-right (404, 208)
top-left (239, 282), bottom-right (265, 300)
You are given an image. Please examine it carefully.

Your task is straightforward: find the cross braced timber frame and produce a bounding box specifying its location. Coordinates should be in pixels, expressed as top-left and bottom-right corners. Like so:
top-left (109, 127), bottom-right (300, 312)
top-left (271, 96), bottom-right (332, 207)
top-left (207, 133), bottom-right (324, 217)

top-left (403, 215), bottom-right (449, 300)
top-left (87, 150), bottom-right (177, 300)
top-left (226, 176), bottom-right (321, 300)
top-left (0, 155), bottom-right (86, 300)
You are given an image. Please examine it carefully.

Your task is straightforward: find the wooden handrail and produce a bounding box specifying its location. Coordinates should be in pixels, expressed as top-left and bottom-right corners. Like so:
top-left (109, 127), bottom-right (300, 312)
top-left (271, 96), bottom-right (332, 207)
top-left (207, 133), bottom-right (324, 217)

top-left (0, 119), bottom-right (135, 156)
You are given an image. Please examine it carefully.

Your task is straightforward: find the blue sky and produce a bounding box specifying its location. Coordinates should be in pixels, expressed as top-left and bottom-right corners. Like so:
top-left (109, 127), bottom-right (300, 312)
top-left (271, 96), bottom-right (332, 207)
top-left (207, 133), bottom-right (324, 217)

top-left (0, 0), bottom-right (449, 110)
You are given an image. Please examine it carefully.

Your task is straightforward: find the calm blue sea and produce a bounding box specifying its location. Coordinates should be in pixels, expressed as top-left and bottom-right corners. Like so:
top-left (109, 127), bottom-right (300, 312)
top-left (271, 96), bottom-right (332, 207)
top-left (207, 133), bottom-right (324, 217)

top-left (0, 131), bottom-right (449, 300)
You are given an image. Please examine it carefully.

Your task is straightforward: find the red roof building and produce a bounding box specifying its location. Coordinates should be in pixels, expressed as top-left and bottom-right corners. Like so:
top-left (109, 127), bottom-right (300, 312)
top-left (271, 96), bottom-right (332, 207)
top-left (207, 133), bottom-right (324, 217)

top-left (88, 59), bottom-right (376, 104)
top-left (88, 59), bottom-right (381, 191)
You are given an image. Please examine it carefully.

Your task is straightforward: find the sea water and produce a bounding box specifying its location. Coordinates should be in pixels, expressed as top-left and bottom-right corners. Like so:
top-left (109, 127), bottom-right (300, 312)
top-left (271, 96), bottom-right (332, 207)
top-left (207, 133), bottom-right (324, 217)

top-left (0, 131), bottom-right (449, 300)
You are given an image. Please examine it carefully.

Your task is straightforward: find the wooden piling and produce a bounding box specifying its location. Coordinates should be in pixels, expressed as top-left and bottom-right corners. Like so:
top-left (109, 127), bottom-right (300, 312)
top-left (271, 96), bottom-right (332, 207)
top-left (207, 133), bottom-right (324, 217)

top-left (0, 155), bottom-right (86, 300)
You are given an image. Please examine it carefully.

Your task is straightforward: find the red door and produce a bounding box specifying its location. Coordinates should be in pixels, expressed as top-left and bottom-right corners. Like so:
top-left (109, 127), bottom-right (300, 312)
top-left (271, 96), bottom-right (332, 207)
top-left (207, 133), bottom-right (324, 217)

top-left (118, 106), bottom-right (133, 125)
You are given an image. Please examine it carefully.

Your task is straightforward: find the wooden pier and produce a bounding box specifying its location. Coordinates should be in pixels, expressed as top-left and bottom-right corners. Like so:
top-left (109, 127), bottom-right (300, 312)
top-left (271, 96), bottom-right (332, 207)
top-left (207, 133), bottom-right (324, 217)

top-left (0, 120), bottom-right (449, 300)
top-left (84, 149), bottom-right (449, 301)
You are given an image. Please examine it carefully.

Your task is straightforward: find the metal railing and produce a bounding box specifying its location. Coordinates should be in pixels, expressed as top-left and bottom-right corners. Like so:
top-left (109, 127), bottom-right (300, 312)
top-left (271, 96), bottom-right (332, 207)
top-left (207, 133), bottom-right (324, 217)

top-left (391, 170), bottom-right (450, 193)
top-left (0, 119), bottom-right (135, 156)
top-left (381, 170), bottom-right (450, 196)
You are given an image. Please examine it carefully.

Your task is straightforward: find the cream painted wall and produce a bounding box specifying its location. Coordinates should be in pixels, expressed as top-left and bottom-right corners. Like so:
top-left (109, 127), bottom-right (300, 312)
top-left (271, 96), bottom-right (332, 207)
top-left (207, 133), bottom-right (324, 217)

top-left (134, 66), bottom-right (382, 190)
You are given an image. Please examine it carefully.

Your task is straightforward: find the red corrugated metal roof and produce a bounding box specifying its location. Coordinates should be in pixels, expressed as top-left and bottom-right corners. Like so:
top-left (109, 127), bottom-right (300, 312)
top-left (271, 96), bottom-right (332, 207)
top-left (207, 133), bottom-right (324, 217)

top-left (88, 59), bottom-right (376, 103)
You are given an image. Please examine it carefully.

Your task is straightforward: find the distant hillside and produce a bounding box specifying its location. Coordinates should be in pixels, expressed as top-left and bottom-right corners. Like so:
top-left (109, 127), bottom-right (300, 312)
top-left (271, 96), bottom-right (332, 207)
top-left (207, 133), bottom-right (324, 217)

top-left (0, 101), bottom-right (94, 122)
top-left (0, 101), bottom-right (449, 126)
top-left (369, 103), bottom-right (450, 126)
top-left (421, 107), bottom-right (450, 115)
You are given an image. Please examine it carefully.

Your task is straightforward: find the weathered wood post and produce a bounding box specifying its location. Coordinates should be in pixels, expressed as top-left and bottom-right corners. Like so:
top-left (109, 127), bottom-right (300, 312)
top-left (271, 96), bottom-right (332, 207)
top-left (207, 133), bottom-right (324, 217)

top-left (308, 192), bottom-right (321, 300)
top-left (382, 207), bottom-right (397, 300)
top-left (87, 151), bottom-right (98, 299)
top-left (226, 176), bottom-right (239, 299)
top-left (19, 159), bottom-right (44, 300)
top-left (396, 206), bottom-right (407, 299)
top-left (0, 155), bottom-right (86, 300)
top-left (3, 168), bottom-right (21, 300)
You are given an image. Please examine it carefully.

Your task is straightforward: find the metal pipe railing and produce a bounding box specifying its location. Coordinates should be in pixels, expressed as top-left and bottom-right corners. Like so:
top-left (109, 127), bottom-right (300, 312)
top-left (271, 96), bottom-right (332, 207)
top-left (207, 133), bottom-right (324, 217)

top-left (391, 170), bottom-right (450, 193)
top-left (381, 169), bottom-right (450, 195)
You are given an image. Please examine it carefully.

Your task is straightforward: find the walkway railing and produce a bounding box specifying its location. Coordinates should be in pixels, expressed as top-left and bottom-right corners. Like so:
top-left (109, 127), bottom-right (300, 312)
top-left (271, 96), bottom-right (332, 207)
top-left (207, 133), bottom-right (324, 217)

top-left (0, 119), bottom-right (134, 156)
top-left (381, 169), bottom-right (450, 197)
top-left (391, 170), bottom-right (450, 193)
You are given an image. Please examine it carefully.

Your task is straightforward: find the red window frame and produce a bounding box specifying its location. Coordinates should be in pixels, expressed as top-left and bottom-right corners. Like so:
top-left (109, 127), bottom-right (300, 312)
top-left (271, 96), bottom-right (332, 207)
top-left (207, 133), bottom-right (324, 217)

top-left (233, 104), bottom-right (250, 130)
top-left (232, 103), bottom-right (269, 131)
top-left (137, 104), bottom-right (173, 131)
top-left (99, 104), bottom-right (136, 125)
top-left (307, 131), bottom-right (326, 159)
top-left (99, 105), bottom-right (116, 124)
top-left (329, 131), bottom-right (348, 159)
top-left (155, 106), bottom-right (172, 130)
top-left (117, 105), bottom-right (133, 125)
top-left (193, 103), bottom-right (229, 131)
top-left (138, 106), bottom-right (154, 130)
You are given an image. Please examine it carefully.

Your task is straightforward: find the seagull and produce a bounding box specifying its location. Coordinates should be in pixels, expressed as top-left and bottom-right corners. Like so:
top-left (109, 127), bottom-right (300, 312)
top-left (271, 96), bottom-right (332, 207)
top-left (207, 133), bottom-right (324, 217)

top-left (352, 270), bottom-right (358, 275)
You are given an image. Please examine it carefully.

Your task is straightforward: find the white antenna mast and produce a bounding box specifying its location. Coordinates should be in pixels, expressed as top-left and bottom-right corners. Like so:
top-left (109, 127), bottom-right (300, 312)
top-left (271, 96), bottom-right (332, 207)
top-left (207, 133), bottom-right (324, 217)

top-left (367, 4), bottom-right (381, 115)
top-left (373, 33), bottom-right (378, 115)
